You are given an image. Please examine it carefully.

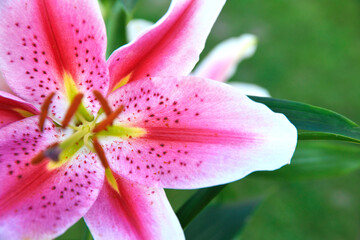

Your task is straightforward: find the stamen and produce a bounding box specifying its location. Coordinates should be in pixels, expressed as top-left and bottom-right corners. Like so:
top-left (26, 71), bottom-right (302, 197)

top-left (62, 93), bottom-right (84, 128)
top-left (92, 138), bottom-right (109, 169)
top-left (93, 138), bottom-right (120, 193)
top-left (31, 151), bottom-right (46, 165)
top-left (92, 105), bottom-right (124, 133)
top-left (39, 92), bottom-right (55, 132)
top-left (31, 142), bottom-right (59, 165)
top-left (93, 90), bottom-right (112, 116)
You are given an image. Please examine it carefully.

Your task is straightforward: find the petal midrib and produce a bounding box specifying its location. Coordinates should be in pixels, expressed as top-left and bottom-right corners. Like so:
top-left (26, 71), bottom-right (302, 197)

top-left (107, 178), bottom-right (148, 240)
top-left (37, 0), bottom-right (68, 77)
top-left (142, 126), bottom-right (261, 145)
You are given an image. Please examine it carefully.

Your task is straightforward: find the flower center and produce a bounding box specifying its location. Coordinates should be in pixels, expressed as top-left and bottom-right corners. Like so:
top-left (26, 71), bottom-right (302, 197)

top-left (31, 88), bottom-right (146, 192)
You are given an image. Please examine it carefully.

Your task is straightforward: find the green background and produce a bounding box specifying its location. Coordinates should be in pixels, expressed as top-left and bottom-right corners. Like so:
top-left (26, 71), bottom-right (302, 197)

top-left (59, 0), bottom-right (360, 239)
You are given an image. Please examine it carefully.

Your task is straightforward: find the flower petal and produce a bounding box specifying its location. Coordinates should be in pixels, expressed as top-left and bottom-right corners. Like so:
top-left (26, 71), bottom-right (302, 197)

top-left (0, 91), bottom-right (39, 128)
top-left (0, 110), bottom-right (23, 128)
top-left (230, 82), bottom-right (271, 97)
top-left (85, 174), bottom-right (184, 240)
top-left (107, 0), bottom-right (226, 90)
top-left (193, 34), bottom-right (257, 82)
top-left (0, 72), bottom-right (13, 93)
top-left (0, 116), bottom-right (104, 239)
top-left (105, 76), bottom-right (297, 189)
top-left (0, 0), bottom-right (108, 118)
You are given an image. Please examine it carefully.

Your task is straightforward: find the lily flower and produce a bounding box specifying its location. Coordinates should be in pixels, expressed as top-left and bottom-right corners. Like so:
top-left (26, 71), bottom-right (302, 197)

top-left (127, 19), bottom-right (269, 97)
top-left (0, 0), bottom-right (297, 239)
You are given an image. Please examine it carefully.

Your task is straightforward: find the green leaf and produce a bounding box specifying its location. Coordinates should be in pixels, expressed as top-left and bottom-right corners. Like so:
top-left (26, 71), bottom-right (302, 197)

top-left (56, 218), bottom-right (91, 240)
top-left (252, 141), bottom-right (360, 180)
top-left (176, 185), bottom-right (227, 229)
top-left (184, 200), bottom-right (260, 240)
top-left (249, 96), bottom-right (360, 143)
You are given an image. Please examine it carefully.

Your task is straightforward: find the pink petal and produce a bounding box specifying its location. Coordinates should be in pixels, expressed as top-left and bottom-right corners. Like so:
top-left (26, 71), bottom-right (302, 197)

top-left (0, 72), bottom-right (13, 93)
top-left (193, 34), bottom-right (257, 82)
top-left (0, 0), bottom-right (108, 119)
top-left (85, 174), bottom-right (184, 240)
top-left (107, 0), bottom-right (226, 90)
top-left (0, 117), bottom-right (104, 239)
top-left (0, 110), bottom-right (23, 128)
top-left (105, 76), bottom-right (297, 189)
top-left (0, 91), bottom-right (39, 128)
top-left (0, 91), bottom-right (40, 114)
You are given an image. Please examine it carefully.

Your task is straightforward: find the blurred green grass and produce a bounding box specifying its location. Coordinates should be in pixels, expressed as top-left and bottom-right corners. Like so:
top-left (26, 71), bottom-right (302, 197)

top-left (60, 0), bottom-right (360, 239)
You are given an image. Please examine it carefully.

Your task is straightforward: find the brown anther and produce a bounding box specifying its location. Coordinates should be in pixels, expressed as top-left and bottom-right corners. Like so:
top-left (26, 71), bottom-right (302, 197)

top-left (31, 151), bottom-right (46, 165)
top-left (62, 93), bottom-right (84, 128)
top-left (92, 138), bottom-right (110, 169)
top-left (93, 105), bottom-right (124, 133)
top-left (93, 90), bottom-right (112, 116)
top-left (39, 92), bottom-right (55, 132)
top-left (31, 142), bottom-right (59, 165)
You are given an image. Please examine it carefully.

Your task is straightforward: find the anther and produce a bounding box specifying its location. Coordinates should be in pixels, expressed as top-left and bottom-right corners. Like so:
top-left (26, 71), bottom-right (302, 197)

top-left (31, 151), bottom-right (46, 165)
top-left (93, 90), bottom-right (112, 116)
top-left (93, 105), bottom-right (124, 133)
top-left (62, 93), bottom-right (84, 128)
top-left (92, 138), bottom-right (109, 169)
top-left (39, 92), bottom-right (55, 132)
top-left (31, 142), bottom-right (59, 165)
top-left (93, 137), bottom-right (120, 194)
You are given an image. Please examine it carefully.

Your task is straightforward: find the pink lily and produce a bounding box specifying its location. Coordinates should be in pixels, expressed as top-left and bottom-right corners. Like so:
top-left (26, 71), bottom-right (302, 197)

top-left (127, 19), bottom-right (270, 97)
top-left (0, 0), bottom-right (297, 239)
